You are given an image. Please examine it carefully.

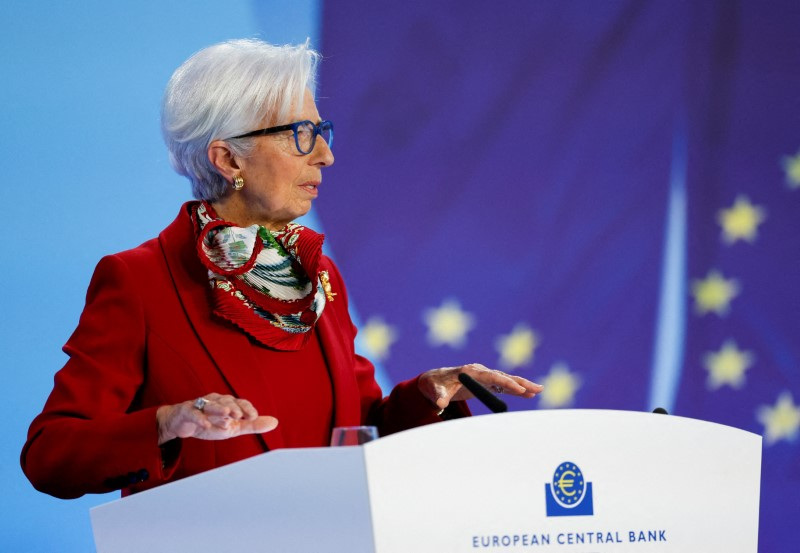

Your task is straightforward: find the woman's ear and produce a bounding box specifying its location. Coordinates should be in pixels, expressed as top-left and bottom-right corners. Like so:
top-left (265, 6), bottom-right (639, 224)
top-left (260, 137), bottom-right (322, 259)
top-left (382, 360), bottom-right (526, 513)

top-left (208, 140), bottom-right (242, 182)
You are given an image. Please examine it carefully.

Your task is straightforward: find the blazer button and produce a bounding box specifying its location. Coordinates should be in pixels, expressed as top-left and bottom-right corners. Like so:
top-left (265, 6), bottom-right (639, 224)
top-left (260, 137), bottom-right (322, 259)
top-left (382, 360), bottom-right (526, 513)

top-left (137, 469), bottom-right (149, 482)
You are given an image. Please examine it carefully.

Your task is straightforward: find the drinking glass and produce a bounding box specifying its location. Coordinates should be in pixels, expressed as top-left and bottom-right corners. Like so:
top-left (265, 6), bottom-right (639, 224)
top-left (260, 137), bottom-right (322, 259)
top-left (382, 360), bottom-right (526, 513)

top-left (330, 425), bottom-right (379, 446)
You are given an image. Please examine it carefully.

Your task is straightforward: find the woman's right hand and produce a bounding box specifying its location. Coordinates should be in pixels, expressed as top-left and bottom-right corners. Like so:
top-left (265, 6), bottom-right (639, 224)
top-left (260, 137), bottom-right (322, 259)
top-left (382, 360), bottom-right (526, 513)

top-left (156, 393), bottom-right (278, 445)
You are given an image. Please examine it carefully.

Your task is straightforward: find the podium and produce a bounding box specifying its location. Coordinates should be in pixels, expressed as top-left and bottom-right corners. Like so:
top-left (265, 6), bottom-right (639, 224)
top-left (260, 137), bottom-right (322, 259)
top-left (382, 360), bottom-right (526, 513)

top-left (91, 410), bottom-right (761, 552)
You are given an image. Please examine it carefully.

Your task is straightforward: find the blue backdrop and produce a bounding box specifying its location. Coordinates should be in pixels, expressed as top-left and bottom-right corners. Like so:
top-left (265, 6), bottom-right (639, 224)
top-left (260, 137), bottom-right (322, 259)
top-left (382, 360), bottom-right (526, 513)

top-left (317, 1), bottom-right (799, 550)
top-left (2, 1), bottom-right (318, 551)
top-left (3, 1), bottom-right (797, 551)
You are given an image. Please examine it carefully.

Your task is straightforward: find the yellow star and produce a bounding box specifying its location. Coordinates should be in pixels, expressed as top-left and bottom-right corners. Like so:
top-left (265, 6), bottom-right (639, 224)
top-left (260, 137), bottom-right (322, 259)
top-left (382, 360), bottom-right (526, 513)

top-left (495, 323), bottom-right (539, 370)
top-left (703, 340), bottom-right (754, 390)
top-left (423, 299), bottom-right (475, 348)
top-left (756, 391), bottom-right (800, 445)
top-left (537, 362), bottom-right (581, 408)
top-left (782, 150), bottom-right (800, 189)
top-left (359, 317), bottom-right (397, 361)
top-left (717, 195), bottom-right (766, 244)
top-left (691, 270), bottom-right (740, 316)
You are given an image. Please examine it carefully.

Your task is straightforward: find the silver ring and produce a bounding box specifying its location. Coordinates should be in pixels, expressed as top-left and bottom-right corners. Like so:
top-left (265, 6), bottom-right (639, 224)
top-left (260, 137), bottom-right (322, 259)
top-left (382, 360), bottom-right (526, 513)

top-left (491, 385), bottom-right (505, 394)
top-left (193, 397), bottom-right (209, 412)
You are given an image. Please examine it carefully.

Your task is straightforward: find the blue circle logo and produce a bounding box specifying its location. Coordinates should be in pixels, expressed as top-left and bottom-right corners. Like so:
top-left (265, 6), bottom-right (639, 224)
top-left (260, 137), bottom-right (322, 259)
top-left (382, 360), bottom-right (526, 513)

top-left (551, 461), bottom-right (586, 508)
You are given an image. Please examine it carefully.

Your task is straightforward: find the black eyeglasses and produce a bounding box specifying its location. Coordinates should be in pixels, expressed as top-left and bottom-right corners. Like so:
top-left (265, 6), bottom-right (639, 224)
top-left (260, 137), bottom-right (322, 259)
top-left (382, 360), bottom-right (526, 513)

top-left (227, 120), bottom-right (333, 155)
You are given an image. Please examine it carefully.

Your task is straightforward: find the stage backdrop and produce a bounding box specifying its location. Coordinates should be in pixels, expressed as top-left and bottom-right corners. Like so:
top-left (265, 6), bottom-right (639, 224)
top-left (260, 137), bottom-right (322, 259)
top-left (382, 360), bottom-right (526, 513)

top-left (3, 1), bottom-right (797, 551)
top-left (316, 2), bottom-right (799, 551)
top-left (1, 1), bottom-right (319, 551)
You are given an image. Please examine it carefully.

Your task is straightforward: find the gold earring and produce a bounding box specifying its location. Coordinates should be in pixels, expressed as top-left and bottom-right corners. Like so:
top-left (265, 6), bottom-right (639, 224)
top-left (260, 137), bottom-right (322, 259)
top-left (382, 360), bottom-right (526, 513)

top-left (232, 175), bottom-right (245, 191)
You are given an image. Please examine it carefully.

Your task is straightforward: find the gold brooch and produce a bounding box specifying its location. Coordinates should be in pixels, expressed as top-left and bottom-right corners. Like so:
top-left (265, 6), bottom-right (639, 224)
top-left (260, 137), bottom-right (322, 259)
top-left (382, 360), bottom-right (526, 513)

top-left (319, 270), bottom-right (337, 302)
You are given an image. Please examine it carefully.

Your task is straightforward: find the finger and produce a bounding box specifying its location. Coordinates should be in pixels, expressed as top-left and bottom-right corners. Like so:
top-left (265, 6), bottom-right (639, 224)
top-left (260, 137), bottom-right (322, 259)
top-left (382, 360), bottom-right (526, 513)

top-left (462, 365), bottom-right (530, 395)
top-left (206, 415), bottom-right (234, 429)
top-left (458, 363), bottom-right (519, 387)
top-left (433, 382), bottom-right (452, 410)
top-left (235, 398), bottom-right (259, 420)
top-left (218, 395), bottom-right (246, 419)
top-left (507, 375), bottom-right (544, 395)
top-left (193, 414), bottom-right (278, 440)
top-left (202, 395), bottom-right (245, 419)
top-left (240, 416), bottom-right (279, 435)
top-left (220, 395), bottom-right (249, 419)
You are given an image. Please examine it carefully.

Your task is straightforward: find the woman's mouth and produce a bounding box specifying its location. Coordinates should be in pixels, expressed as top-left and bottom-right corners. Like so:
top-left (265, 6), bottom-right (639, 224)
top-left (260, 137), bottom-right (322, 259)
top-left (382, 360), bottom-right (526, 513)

top-left (300, 181), bottom-right (320, 197)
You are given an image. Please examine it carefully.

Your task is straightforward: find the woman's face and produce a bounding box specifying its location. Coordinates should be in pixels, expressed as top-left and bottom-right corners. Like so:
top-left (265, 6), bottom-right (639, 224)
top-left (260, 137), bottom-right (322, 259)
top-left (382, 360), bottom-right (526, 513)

top-left (215, 89), bottom-right (334, 230)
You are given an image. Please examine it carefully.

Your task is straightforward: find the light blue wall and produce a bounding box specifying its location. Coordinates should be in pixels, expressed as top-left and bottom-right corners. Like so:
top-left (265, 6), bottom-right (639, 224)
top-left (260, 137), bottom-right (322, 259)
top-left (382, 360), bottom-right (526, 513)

top-left (1, 2), bottom-right (318, 550)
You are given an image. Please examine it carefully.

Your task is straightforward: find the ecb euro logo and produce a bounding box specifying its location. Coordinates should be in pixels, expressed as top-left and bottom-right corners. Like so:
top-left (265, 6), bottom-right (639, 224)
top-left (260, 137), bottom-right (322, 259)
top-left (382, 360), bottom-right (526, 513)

top-left (545, 461), bottom-right (594, 517)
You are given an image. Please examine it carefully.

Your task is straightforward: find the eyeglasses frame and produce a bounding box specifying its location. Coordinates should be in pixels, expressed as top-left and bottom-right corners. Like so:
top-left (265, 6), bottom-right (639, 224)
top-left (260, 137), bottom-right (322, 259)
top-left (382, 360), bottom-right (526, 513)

top-left (226, 119), bottom-right (333, 155)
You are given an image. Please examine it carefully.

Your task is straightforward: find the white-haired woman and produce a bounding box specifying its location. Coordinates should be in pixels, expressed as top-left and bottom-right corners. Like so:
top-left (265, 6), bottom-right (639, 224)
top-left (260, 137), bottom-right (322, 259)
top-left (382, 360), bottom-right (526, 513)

top-left (22, 39), bottom-right (542, 499)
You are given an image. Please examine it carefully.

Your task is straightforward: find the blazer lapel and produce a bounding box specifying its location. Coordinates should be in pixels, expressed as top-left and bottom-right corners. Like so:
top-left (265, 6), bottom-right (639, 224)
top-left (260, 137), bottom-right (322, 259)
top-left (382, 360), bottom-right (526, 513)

top-left (157, 204), bottom-right (285, 451)
top-left (316, 281), bottom-right (362, 429)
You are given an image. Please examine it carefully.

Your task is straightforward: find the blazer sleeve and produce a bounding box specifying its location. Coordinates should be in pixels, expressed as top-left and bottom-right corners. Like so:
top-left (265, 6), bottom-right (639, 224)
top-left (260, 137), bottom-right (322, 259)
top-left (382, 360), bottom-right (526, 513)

top-left (21, 254), bottom-right (179, 499)
top-left (321, 259), bottom-right (470, 436)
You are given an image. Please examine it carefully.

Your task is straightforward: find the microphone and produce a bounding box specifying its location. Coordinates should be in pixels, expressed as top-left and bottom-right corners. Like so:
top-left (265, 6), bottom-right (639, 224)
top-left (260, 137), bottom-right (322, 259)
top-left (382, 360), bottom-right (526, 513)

top-left (652, 407), bottom-right (669, 415)
top-left (457, 373), bottom-right (508, 413)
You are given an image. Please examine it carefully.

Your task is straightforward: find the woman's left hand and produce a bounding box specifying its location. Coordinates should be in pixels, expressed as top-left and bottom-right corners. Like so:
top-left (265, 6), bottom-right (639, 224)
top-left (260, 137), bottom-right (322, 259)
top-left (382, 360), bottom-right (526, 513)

top-left (417, 363), bottom-right (543, 410)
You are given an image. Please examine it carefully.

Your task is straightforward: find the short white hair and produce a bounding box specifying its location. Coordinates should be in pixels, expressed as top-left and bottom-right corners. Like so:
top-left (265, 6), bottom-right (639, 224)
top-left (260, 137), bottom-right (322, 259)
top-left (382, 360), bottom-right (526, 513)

top-left (161, 39), bottom-right (320, 201)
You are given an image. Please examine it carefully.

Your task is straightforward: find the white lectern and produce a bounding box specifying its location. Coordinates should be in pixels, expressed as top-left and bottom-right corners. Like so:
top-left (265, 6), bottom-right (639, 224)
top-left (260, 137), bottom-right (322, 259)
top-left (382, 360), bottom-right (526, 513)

top-left (91, 410), bottom-right (761, 552)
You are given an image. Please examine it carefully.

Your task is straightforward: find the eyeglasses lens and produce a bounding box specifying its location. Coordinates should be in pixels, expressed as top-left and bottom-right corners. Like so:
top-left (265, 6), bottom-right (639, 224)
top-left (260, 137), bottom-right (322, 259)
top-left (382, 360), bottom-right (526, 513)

top-left (296, 122), bottom-right (332, 154)
top-left (296, 123), bottom-right (316, 153)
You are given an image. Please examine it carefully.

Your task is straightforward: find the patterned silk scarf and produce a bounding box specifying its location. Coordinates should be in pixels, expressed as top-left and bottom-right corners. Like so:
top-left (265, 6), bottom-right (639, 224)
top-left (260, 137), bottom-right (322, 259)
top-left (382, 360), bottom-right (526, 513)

top-left (193, 201), bottom-right (334, 351)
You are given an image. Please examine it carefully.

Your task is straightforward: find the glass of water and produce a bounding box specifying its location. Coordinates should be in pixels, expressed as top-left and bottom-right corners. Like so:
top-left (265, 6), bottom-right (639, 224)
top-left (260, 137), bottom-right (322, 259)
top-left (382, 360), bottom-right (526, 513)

top-left (330, 425), bottom-right (379, 446)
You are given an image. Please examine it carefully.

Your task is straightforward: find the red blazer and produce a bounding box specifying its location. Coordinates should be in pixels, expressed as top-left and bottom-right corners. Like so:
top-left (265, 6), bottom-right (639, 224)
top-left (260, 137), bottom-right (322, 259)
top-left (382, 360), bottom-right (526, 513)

top-left (22, 203), bottom-right (461, 499)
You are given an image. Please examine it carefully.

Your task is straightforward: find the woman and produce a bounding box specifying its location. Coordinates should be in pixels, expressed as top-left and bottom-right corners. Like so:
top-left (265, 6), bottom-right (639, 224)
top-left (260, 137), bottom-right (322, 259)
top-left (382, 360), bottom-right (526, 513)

top-left (21, 39), bottom-right (542, 499)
